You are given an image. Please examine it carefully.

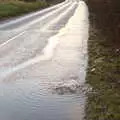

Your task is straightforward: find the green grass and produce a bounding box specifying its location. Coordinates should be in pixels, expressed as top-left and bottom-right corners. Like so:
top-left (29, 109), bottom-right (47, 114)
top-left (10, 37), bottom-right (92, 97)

top-left (0, 1), bottom-right (48, 19)
top-left (85, 17), bottom-right (120, 120)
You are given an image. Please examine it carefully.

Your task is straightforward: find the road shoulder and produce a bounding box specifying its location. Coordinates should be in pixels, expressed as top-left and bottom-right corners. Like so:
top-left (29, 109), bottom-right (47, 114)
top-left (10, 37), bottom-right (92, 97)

top-left (85, 2), bottom-right (120, 120)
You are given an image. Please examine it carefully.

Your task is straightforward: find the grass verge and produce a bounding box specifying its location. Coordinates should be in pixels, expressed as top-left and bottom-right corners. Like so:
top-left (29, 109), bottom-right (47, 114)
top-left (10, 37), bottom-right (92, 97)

top-left (85, 9), bottom-right (120, 120)
top-left (0, 0), bottom-right (48, 19)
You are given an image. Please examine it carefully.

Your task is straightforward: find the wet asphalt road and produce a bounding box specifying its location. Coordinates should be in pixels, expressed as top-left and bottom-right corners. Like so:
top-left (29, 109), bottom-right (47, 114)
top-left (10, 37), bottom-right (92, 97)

top-left (0, 1), bottom-right (89, 120)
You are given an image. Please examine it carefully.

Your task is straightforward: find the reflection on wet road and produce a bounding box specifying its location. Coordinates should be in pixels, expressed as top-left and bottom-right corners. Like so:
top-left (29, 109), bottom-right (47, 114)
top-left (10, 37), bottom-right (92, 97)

top-left (0, 0), bottom-right (89, 120)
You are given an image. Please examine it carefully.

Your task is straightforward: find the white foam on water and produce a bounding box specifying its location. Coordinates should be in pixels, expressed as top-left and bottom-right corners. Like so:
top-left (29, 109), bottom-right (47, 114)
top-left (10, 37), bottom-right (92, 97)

top-left (42, 2), bottom-right (77, 31)
top-left (51, 1), bottom-right (89, 92)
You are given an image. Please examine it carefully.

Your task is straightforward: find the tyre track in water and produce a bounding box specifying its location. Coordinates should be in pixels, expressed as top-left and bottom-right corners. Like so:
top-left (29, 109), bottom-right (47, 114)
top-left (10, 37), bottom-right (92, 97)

top-left (0, 0), bottom-right (71, 44)
top-left (0, 0), bottom-right (68, 30)
top-left (0, 1), bottom-right (72, 49)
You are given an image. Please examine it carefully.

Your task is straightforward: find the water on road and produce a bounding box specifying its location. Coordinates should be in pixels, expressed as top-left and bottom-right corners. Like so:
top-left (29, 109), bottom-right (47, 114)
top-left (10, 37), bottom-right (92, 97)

top-left (0, 0), bottom-right (89, 120)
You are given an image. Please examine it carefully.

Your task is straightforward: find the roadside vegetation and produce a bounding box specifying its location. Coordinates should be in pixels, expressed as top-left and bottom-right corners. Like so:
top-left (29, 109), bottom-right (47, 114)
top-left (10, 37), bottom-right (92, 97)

top-left (0, 0), bottom-right (48, 19)
top-left (85, 0), bottom-right (120, 119)
top-left (46, 0), bottom-right (64, 5)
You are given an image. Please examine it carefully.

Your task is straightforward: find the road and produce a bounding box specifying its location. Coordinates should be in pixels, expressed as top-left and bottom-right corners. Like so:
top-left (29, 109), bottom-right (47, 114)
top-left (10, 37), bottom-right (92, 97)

top-left (0, 0), bottom-right (89, 120)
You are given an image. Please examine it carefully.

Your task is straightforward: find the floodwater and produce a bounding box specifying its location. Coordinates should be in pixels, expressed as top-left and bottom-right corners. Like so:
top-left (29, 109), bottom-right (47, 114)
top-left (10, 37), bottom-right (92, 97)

top-left (0, 0), bottom-right (89, 120)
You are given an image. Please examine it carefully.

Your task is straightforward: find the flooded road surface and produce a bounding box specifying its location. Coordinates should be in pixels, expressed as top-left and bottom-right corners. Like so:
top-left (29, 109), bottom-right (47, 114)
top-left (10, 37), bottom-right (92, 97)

top-left (0, 0), bottom-right (89, 120)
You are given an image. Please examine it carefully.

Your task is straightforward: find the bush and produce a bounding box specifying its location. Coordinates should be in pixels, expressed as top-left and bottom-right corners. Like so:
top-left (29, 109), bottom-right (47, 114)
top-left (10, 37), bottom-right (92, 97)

top-left (88, 0), bottom-right (120, 45)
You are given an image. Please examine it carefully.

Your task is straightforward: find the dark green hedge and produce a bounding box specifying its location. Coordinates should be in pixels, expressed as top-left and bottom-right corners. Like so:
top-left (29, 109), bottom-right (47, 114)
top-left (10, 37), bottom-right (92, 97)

top-left (87, 0), bottom-right (120, 45)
